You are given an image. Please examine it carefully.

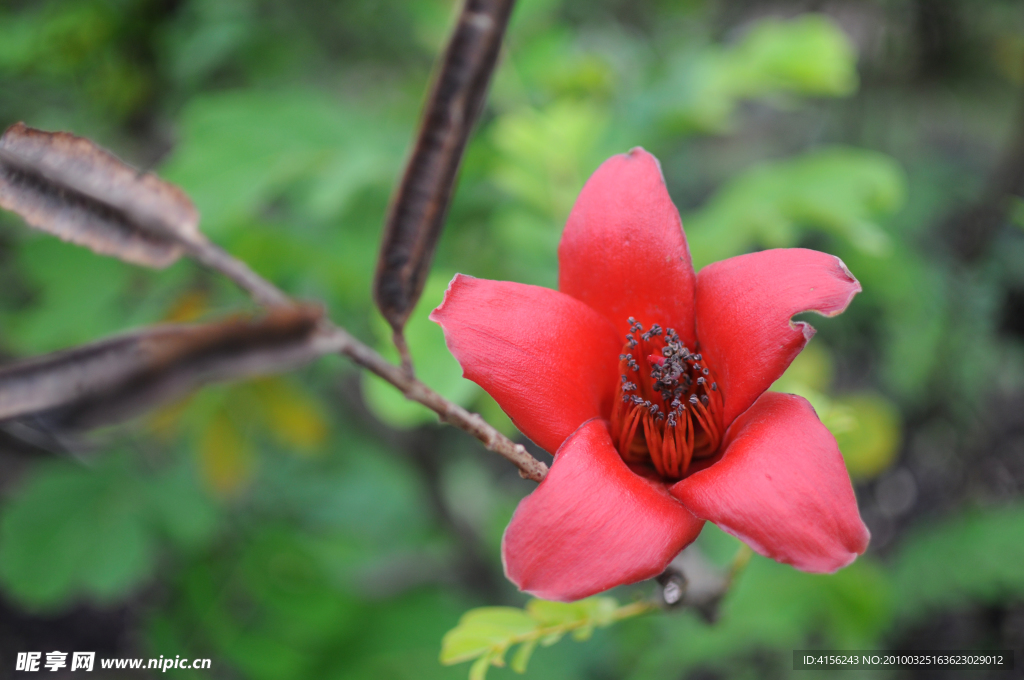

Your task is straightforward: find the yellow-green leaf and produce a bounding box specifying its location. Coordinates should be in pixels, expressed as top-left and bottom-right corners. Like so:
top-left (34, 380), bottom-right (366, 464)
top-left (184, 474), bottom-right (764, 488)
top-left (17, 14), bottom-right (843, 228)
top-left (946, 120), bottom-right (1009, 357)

top-left (440, 607), bottom-right (538, 665)
top-left (510, 638), bottom-right (538, 673)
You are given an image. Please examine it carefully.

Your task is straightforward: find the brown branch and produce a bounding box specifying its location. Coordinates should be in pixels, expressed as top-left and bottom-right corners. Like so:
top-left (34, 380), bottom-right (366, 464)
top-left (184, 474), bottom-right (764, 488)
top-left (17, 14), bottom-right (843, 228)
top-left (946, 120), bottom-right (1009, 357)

top-left (185, 237), bottom-right (549, 482)
top-left (180, 237), bottom-right (291, 308)
top-left (327, 323), bottom-right (548, 481)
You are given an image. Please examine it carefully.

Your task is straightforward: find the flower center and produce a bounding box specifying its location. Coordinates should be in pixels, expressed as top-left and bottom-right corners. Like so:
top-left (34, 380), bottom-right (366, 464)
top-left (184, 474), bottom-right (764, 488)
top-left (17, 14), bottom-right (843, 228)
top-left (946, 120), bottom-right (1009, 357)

top-left (610, 317), bottom-right (723, 480)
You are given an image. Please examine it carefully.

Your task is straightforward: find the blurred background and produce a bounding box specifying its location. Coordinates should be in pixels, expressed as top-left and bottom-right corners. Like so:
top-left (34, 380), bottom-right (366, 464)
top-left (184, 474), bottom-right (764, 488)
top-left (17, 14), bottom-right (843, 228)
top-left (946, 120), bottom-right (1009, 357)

top-left (1, 0), bottom-right (1023, 677)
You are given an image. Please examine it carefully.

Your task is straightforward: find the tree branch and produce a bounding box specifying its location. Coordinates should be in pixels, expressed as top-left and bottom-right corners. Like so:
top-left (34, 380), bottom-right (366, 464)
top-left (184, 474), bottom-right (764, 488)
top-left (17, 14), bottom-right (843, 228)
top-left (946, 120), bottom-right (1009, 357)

top-left (180, 237), bottom-right (292, 308)
top-left (324, 322), bottom-right (548, 482)
top-left (185, 236), bottom-right (549, 483)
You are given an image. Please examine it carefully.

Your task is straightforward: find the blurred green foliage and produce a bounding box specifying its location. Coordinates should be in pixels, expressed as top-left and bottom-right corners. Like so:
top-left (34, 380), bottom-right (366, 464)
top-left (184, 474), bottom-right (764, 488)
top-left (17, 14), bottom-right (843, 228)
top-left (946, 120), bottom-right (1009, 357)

top-left (442, 597), bottom-right (651, 679)
top-left (1, 0), bottom-right (1023, 679)
top-left (0, 454), bottom-right (217, 608)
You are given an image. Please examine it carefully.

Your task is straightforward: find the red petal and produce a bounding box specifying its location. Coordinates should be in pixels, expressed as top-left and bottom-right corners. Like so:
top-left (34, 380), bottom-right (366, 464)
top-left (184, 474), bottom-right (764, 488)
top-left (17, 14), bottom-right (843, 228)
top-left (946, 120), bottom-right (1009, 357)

top-left (503, 419), bottom-right (704, 601)
top-left (670, 392), bottom-right (870, 573)
top-left (430, 275), bottom-right (622, 454)
top-left (558, 148), bottom-right (697, 344)
top-left (695, 248), bottom-right (861, 427)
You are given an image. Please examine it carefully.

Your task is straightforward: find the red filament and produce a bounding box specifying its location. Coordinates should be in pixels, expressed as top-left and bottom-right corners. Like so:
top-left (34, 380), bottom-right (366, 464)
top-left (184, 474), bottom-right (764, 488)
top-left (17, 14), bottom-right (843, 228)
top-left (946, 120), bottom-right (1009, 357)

top-left (609, 318), bottom-right (723, 480)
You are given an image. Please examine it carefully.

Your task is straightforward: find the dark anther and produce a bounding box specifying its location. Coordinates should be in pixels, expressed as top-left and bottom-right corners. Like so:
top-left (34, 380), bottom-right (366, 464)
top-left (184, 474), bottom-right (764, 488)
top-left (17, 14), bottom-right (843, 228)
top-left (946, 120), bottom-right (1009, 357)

top-left (702, 368), bottom-right (709, 375)
top-left (689, 395), bottom-right (698, 405)
top-left (701, 395), bottom-right (709, 406)
top-left (696, 377), bottom-right (705, 385)
top-left (711, 382), bottom-right (718, 391)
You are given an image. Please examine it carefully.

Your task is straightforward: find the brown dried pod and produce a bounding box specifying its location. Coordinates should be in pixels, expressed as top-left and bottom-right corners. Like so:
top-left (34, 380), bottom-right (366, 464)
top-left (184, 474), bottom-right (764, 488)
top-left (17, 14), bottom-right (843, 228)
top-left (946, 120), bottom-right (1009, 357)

top-left (0, 122), bottom-right (201, 267)
top-left (0, 305), bottom-right (327, 432)
top-left (374, 0), bottom-right (516, 337)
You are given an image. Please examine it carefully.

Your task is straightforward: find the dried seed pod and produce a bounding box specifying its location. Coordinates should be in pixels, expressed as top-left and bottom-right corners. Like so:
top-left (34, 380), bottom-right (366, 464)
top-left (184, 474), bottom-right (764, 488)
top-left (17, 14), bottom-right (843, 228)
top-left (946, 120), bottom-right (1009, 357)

top-left (374, 0), bottom-right (515, 336)
top-left (0, 122), bottom-right (201, 267)
top-left (0, 306), bottom-right (326, 432)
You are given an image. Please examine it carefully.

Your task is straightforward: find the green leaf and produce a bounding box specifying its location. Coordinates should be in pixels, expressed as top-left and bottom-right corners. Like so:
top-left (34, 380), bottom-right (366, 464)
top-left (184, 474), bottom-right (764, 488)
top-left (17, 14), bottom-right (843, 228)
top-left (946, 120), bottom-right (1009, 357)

top-left (468, 654), bottom-right (493, 680)
top-left (539, 630), bottom-right (564, 646)
top-left (891, 504), bottom-right (1024, 620)
top-left (770, 342), bottom-right (834, 394)
top-left (161, 89), bottom-right (401, 238)
top-left (3, 237), bottom-right (136, 353)
top-left (1011, 196), bottom-right (1024, 229)
top-left (660, 14), bottom-right (859, 132)
top-left (839, 243), bottom-right (947, 402)
top-left (686, 147), bottom-right (906, 268)
top-left (440, 607), bottom-right (538, 665)
top-left (725, 14), bottom-right (859, 97)
top-left (509, 637), bottom-right (537, 673)
top-left (0, 455), bottom-right (156, 609)
top-left (460, 607), bottom-right (540, 631)
top-left (526, 597), bottom-right (619, 627)
top-left (491, 100), bottom-right (610, 219)
top-left (831, 393), bottom-right (901, 481)
top-left (441, 596), bottom-right (650, 678)
top-left (146, 462), bottom-right (220, 550)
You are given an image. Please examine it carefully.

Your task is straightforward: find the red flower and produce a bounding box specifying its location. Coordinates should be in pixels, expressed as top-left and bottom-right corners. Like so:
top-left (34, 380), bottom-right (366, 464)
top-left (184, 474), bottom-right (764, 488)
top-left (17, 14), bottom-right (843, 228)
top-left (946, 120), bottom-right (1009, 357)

top-left (431, 148), bottom-right (870, 602)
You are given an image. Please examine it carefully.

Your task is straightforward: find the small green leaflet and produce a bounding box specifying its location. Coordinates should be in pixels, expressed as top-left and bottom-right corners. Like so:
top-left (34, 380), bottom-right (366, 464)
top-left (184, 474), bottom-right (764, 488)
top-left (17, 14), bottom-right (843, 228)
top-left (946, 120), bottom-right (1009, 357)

top-left (440, 597), bottom-right (653, 679)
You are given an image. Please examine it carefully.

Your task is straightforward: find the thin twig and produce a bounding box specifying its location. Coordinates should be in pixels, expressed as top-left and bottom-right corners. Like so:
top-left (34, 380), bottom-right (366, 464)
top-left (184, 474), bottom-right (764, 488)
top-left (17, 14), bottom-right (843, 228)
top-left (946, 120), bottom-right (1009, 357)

top-left (393, 331), bottom-right (416, 379)
top-left (186, 237), bottom-right (549, 482)
top-left (181, 237), bottom-right (291, 308)
top-left (325, 323), bottom-right (547, 481)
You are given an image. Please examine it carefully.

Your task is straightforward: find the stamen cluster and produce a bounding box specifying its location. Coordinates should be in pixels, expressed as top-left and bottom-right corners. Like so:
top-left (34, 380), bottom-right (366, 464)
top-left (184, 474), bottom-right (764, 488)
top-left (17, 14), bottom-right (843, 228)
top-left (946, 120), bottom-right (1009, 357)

top-left (611, 317), bottom-right (723, 479)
